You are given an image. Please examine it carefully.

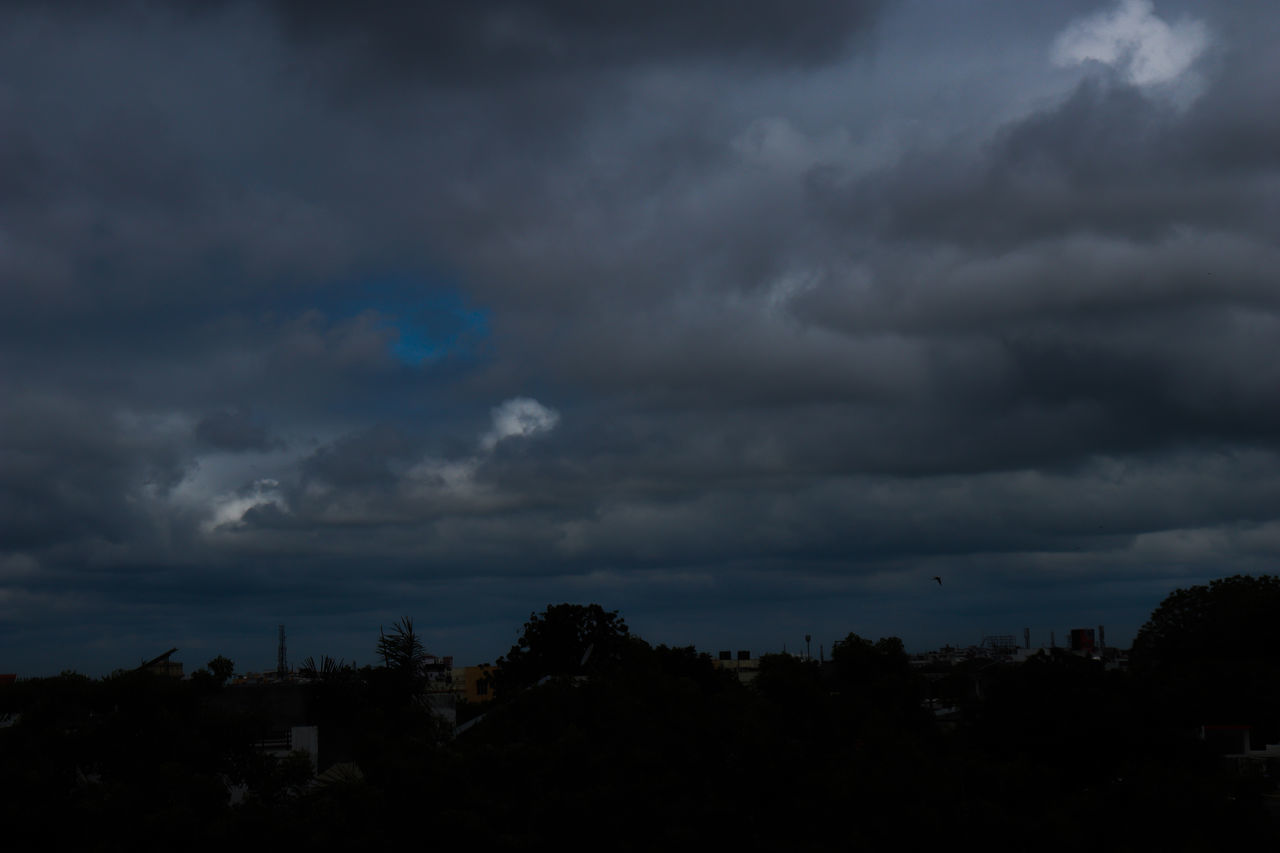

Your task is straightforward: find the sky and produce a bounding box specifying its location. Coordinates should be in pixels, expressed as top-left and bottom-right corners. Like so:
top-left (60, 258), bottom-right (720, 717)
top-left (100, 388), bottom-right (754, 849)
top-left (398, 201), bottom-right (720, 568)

top-left (3, 0), bottom-right (1279, 676)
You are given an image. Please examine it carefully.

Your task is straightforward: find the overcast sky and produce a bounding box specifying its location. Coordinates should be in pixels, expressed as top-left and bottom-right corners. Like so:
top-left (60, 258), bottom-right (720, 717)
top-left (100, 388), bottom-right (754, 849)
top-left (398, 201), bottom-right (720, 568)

top-left (4, 0), bottom-right (1279, 675)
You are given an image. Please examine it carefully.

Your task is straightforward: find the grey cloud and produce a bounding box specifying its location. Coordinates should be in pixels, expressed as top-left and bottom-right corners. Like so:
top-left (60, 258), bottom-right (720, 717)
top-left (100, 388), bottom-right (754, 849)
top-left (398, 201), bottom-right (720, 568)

top-left (820, 80), bottom-right (1272, 252)
top-left (0, 394), bottom-right (196, 553)
top-left (195, 409), bottom-right (278, 452)
top-left (6, 0), bottom-right (1280, 674)
top-left (298, 425), bottom-right (423, 494)
top-left (265, 0), bottom-right (891, 79)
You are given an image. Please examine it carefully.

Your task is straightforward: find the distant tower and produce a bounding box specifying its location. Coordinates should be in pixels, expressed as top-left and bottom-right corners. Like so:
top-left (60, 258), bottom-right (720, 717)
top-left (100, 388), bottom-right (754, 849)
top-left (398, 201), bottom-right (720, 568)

top-left (1024, 627), bottom-right (1031, 649)
top-left (1098, 624), bottom-right (1106, 651)
top-left (277, 624), bottom-right (287, 679)
top-left (1050, 630), bottom-right (1056, 648)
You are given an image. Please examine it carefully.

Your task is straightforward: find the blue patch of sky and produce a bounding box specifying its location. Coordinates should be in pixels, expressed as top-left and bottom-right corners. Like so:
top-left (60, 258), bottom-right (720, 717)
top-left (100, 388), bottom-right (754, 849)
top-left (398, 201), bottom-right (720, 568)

top-left (387, 290), bottom-right (489, 367)
top-left (291, 269), bottom-right (492, 367)
top-left (302, 269), bottom-right (497, 426)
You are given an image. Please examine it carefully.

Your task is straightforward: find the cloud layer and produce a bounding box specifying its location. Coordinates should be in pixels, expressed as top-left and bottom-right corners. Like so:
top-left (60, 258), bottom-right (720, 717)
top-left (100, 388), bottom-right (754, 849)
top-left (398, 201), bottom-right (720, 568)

top-left (1051, 0), bottom-right (1208, 86)
top-left (2, 1), bottom-right (1278, 673)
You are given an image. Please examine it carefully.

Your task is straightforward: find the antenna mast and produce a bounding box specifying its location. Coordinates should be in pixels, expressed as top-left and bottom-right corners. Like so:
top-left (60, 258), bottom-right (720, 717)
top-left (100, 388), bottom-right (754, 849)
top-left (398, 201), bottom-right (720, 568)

top-left (277, 624), bottom-right (288, 679)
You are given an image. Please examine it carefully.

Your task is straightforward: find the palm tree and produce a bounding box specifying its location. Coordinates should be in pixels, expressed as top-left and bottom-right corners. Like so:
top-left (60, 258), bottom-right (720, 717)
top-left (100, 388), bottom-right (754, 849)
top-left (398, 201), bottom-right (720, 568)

top-left (377, 617), bottom-right (427, 681)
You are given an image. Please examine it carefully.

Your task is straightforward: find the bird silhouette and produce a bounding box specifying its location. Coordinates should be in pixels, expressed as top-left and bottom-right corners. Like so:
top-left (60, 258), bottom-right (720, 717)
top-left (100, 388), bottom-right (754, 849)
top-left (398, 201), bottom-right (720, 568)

top-left (932, 576), bottom-right (942, 585)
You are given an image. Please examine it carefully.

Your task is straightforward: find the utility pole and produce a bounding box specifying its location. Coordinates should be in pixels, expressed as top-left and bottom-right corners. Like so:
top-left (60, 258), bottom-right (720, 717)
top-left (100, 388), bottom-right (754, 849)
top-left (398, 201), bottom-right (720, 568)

top-left (277, 624), bottom-right (287, 679)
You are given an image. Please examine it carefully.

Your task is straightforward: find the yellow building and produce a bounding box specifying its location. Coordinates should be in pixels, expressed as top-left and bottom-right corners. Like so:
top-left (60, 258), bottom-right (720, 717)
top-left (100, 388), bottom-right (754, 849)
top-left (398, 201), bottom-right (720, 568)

top-left (462, 664), bottom-right (496, 703)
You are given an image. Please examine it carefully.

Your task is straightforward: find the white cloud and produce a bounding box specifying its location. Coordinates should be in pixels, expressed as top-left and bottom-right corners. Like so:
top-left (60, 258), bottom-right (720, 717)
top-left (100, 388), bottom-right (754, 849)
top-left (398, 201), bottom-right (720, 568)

top-left (402, 397), bottom-right (561, 505)
top-left (1051, 0), bottom-right (1208, 87)
top-left (480, 397), bottom-right (560, 451)
top-left (204, 477), bottom-right (285, 532)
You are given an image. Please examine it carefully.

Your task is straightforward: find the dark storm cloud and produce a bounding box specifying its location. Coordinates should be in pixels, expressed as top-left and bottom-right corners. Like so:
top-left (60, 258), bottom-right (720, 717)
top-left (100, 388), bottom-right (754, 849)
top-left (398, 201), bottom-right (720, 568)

top-left (4, 0), bottom-right (1280, 674)
top-left (195, 409), bottom-right (278, 452)
top-left (0, 393), bottom-right (194, 552)
top-left (771, 16), bottom-right (1280, 475)
top-left (265, 0), bottom-right (890, 77)
top-left (835, 78), bottom-right (1279, 249)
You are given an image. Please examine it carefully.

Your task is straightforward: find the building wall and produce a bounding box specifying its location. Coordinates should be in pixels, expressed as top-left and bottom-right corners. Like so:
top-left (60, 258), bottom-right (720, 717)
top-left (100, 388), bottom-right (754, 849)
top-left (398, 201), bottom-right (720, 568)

top-left (712, 654), bottom-right (760, 684)
top-left (463, 665), bottom-right (496, 703)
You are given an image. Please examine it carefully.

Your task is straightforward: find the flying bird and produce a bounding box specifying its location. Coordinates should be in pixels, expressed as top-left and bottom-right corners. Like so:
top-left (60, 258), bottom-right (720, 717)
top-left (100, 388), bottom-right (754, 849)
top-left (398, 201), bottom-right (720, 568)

top-left (932, 576), bottom-right (943, 585)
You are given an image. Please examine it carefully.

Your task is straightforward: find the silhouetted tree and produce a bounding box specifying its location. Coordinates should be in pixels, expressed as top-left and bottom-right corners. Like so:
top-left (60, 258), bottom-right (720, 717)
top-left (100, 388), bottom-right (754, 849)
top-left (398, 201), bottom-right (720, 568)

top-left (829, 632), bottom-right (925, 729)
top-left (207, 655), bottom-right (235, 685)
top-left (299, 655), bottom-right (352, 681)
top-left (376, 617), bottom-right (427, 681)
top-left (1133, 574), bottom-right (1280, 663)
top-left (491, 603), bottom-right (631, 698)
top-left (1132, 574), bottom-right (1280, 738)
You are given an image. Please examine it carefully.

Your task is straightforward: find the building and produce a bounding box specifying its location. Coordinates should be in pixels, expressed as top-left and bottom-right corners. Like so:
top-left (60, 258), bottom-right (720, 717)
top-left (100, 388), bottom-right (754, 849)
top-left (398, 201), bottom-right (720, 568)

top-left (138, 648), bottom-right (183, 678)
top-left (461, 664), bottom-right (497, 704)
top-left (1069, 628), bottom-right (1096, 653)
top-left (713, 650), bottom-right (759, 684)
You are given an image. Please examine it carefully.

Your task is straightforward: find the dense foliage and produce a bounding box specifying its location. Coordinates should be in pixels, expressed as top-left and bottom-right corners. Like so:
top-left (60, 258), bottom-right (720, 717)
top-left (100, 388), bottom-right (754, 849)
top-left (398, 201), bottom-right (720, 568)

top-left (1132, 574), bottom-right (1280, 741)
top-left (1133, 574), bottom-right (1280, 662)
top-left (3, 589), bottom-right (1280, 849)
top-left (489, 602), bottom-right (633, 699)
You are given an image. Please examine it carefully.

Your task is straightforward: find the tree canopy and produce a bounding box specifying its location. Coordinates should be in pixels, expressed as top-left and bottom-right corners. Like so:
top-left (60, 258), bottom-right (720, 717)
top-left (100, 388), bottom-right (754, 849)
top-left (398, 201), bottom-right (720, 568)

top-left (207, 655), bottom-right (235, 685)
top-left (5, 598), bottom-right (1280, 847)
top-left (377, 617), bottom-right (428, 679)
top-left (1131, 574), bottom-right (1280, 733)
top-left (491, 603), bottom-right (632, 698)
top-left (1132, 574), bottom-right (1280, 663)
